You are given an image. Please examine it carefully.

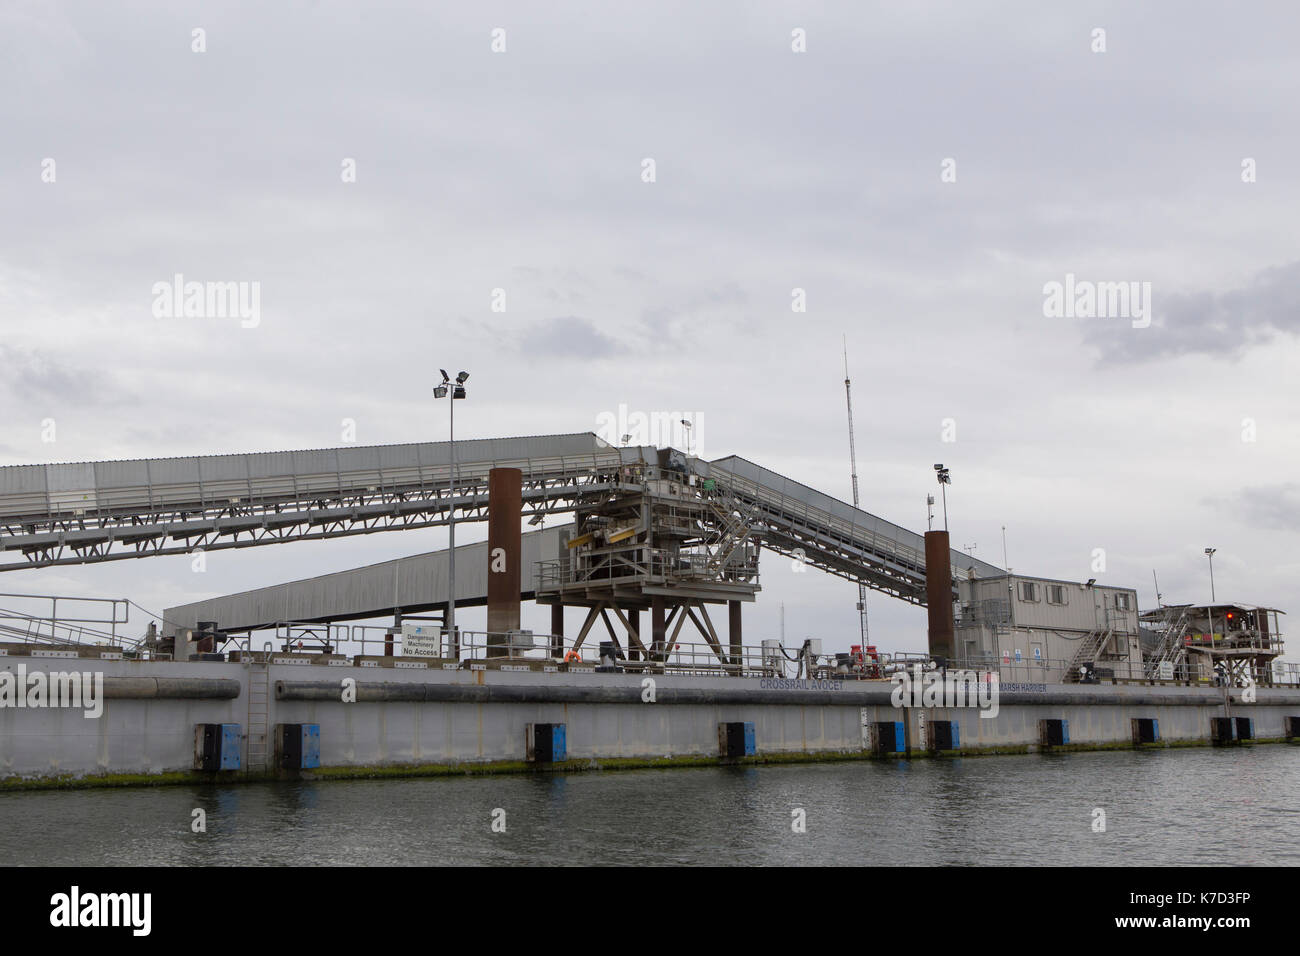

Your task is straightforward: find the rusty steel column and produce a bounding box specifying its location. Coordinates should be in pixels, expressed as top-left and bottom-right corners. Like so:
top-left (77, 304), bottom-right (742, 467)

top-left (550, 604), bottom-right (565, 658)
top-left (627, 608), bottom-right (641, 660)
top-left (487, 467), bottom-right (523, 658)
top-left (652, 597), bottom-right (666, 656)
top-left (924, 530), bottom-right (956, 664)
top-left (728, 600), bottom-right (742, 666)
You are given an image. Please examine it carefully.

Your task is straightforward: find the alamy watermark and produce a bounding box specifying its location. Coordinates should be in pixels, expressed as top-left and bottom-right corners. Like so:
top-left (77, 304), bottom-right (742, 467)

top-left (151, 274), bottom-right (261, 328)
top-left (50, 887), bottom-right (150, 936)
top-left (1042, 273), bottom-right (1151, 328)
top-left (0, 665), bottom-right (103, 718)
top-left (890, 664), bottom-right (999, 718)
top-left (595, 404), bottom-right (704, 456)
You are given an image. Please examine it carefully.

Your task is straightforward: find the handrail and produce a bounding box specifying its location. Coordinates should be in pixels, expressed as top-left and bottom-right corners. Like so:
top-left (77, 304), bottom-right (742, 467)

top-left (0, 593), bottom-right (130, 647)
top-left (1144, 608), bottom-right (1191, 679)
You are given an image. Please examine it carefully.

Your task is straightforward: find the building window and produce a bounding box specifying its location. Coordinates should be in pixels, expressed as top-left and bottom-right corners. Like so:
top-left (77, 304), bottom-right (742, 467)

top-left (1046, 585), bottom-right (1067, 606)
top-left (1018, 581), bottom-right (1038, 602)
top-left (1114, 593), bottom-right (1133, 611)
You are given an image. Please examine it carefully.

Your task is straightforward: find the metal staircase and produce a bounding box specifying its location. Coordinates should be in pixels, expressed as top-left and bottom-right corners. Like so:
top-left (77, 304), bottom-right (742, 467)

top-left (1143, 608), bottom-right (1191, 679)
top-left (1063, 627), bottom-right (1114, 683)
top-left (702, 488), bottom-right (757, 577)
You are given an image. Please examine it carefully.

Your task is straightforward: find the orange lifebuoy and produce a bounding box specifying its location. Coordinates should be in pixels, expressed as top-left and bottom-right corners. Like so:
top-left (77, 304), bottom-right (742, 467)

top-left (564, 650), bottom-right (582, 663)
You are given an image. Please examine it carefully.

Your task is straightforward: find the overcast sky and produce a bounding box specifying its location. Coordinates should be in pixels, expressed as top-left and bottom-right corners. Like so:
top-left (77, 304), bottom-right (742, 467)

top-left (1, 1), bottom-right (1297, 658)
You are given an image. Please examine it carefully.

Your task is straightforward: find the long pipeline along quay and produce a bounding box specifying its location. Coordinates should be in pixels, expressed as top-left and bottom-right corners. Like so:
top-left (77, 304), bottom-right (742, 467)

top-left (2, 654), bottom-right (1298, 790)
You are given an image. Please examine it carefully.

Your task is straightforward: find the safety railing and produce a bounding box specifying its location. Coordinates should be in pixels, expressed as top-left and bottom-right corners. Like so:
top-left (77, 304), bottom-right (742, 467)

top-left (234, 625), bottom-right (920, 681)
top-left (1180, 630), bottom-right (1285, 656)
top-left (536, 545), bottom-right (759, 592)
top-left (941, 655), bottom-right (1150, 685)
top-left (199, 627), bottom-right (1300, 689)
top-left (232, 624), bottom-right (830, 677)
top-left (273, 621), bottom-right (350, 653)
top-left (0, 592), bottom-right (129, 647)
top-left (1270, 661), bottom-right (1300, 686)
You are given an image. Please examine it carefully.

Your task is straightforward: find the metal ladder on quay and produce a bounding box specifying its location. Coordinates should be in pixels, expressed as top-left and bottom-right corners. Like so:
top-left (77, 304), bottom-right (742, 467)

top-left (245, 659), bottom-right (270, 773)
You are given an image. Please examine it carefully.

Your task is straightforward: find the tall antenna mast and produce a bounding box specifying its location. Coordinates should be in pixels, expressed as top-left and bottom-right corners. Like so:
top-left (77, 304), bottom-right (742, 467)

top-left (843, 337), bottom-right (868, 648)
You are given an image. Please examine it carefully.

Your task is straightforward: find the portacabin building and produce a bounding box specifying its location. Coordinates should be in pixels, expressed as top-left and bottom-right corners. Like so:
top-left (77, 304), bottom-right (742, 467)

top-left (954, 572), bottom-right (1142, 683)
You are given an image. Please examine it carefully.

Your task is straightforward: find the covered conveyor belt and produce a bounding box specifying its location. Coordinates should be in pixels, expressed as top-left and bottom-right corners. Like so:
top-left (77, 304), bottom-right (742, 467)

top-left (2, 432), bottom-right (1001, 609)
top-left (164, 526), bottom-right (568, 634)
top-left (0, 434), bottom-right (629, 570)
top-left (703, 456), bottom-right (1002, 603)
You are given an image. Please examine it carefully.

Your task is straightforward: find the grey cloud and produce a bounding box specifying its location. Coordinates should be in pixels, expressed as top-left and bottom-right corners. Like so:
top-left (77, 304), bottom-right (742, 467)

top-left (0, 345), bottom-right (137, 407)
top-left (1086, 261), bottom-right (1300, 364)
top-left (1212, 484), bottom-right (1300, 533)
top-left (516, 316), bottom-right (626, 358)
top-left (637, 283), bottom-right (751, 346)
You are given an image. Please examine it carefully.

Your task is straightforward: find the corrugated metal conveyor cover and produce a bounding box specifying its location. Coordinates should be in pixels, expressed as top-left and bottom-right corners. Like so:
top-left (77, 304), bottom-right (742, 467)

top-left (163, 524), bottom-right (569, 632)
top-left (706, 455), bottom-right (1003, 578)
top-left (0, 432), bottom-right (617, 522)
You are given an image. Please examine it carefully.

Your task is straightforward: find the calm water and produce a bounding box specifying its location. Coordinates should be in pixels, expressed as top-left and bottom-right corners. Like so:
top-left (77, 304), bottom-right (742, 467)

top-left (4, 748), bottom-right (1298, 866)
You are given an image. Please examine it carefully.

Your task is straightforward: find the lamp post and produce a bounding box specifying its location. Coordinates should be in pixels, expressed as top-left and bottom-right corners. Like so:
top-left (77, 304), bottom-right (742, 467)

top-left (1204, 547), bottom-right (1216, 603)
top-left (435, 370), bottom-right (468, 655)
top-left (680, 419), bottom-right (693, 457)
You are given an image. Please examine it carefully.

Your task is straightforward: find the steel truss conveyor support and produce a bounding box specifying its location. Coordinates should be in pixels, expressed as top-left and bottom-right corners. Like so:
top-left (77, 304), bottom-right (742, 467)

top-left (700, 456), bottom-right (1003, 605)
top-left (0, 433), bottom-right (1003, 610)
top-left (0, 434), bottom-right (644, 571)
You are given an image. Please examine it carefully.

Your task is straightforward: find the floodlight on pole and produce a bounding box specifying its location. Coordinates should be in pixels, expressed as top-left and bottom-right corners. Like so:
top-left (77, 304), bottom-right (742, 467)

top-left (933, 464), bottom-right (951, 531)
top-left (435, 369), bottom-right (468, 657)
top-left (1205, 547), bottom-right (1217, 603)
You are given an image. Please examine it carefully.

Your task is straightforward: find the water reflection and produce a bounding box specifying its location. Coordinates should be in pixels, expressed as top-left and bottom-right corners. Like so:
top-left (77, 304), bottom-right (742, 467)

top-left (1, 748), bottom-right (1296, 866)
